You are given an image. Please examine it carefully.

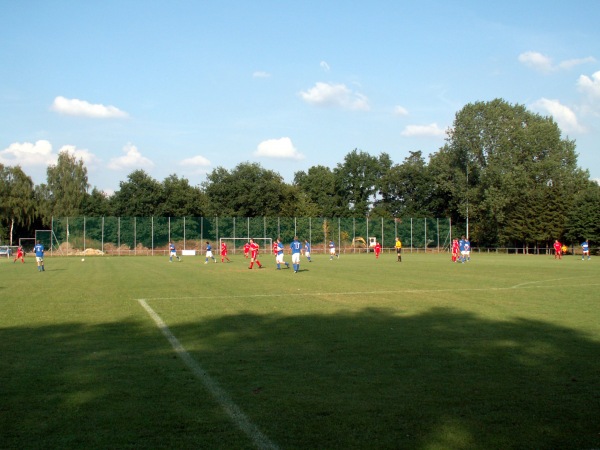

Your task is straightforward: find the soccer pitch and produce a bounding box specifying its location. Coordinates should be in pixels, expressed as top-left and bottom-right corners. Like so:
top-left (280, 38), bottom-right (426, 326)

top-left (1, 252), bottom-right (599, 449)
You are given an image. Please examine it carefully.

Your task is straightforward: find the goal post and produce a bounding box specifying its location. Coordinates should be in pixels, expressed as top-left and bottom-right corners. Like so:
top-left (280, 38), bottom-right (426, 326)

top-left (219, 237), bottom-right (272, 255)
top-left (18, 237), bottom-right (37, 253)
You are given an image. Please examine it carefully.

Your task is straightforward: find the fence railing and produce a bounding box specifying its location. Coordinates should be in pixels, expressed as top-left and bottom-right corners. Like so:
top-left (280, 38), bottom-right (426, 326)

top-left (30, 217), bottom-right (456, 256)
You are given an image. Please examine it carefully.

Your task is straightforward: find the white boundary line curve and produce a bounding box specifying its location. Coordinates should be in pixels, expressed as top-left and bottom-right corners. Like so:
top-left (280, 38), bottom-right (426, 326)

top-left (137, 299), bottom-right (279, 450)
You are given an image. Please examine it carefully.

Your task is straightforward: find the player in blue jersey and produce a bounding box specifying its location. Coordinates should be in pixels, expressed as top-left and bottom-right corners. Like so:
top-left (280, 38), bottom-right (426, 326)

top-left (304, 240), bottom-right (312, 262)
top-left (205, 241), bottom-right (216, 264)
top-left (169, 242), bottom-right (179, 262)
top-left (290, 236), bottom-right (302, 273)
top-left (581, 240), bottom-right (590, 260)
top-left (329, 240), bottom-right (338, 260)
top-left (458, 236), bottom-right (466, 263)
top-left (463, 237), bottom-right (471, 262)
top-left (275, 238), bottom-right (290, 270)
top-left (34, 241), bottom-right (45, 272)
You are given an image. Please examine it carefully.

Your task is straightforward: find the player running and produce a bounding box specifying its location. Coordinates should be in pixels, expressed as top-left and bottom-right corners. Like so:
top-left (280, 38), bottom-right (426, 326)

top-left (304, 240), bottom-right (312, 262)
top-left (248, 238), bottom-right (264, 269)
top-left (34, 241), bottom-right (45, 272)
top-left (581, 240), bottom-right (590, 260)
top-left (220, 241), bottom-right (231, 263)
top-left (329, 240), bottom-right (338, 260)
top-left (13, 245), bottom-right (25, 263)
top-left (169, 242), bottom-right (180, 262)
top-left (275, 238), bottom-right (290, 270)
top-left (205, 241), bottom-right (217, 264)
top-left (290, 236), bottom-right (302, 273)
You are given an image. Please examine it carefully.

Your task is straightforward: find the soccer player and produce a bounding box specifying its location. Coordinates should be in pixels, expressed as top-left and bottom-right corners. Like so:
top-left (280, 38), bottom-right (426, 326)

top-left (451, 238), bottom-right (459, 262)
top-left (248, 238), bottom-right (264, 269)
top-left (290, 236), bottom-right (302, 273)
top-left (561, 244), bottom-right (568, 255)
top-left (581, 240), bottom-right (590, 260)
top-left (463, 237), bottom-right (471, 262)
top-left (243, 242), bottom-right (250, 259)
top-left (13, 245), bottom-right (25, 263)
top-left (275, 238), bottom-right (289, 270)
top-left (374, 241), bottom-right (381, 259)
top-left (395, 237), bottom-right (402, 262)
top-left (34, 240), bottom-right (45, 272)
top-left (329, 240), bottom-right (338, 260)
top-left (304, 240), bottom-right (312, 262)
top-left (553, 240), bottom-right (562, 260)
top-left (169, 242), bottom-right (177, 262)
top-left (459, 236), bottom-right (466, 263)
top-left (205, 241), bottom-right (216, 264)
top-left (220, 241), bottom-right (231, 263)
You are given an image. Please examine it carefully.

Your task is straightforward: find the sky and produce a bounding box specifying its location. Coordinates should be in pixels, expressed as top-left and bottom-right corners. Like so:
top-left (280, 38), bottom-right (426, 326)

top-left (1, 1), bottom-right (599, 194)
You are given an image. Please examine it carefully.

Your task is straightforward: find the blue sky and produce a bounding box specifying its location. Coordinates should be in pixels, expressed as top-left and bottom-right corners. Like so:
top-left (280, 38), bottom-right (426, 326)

top-left (1, 1), bottom-right (599, 194)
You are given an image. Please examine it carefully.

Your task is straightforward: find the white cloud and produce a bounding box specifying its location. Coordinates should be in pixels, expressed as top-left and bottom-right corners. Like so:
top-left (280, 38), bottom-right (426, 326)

top-left (320, 61), bottom-right (330, 72)
top-left (0, 140), bottom-right (56, 166)
top-left (577, 71), bottom-right (600, 99)
top-left (107, 143), bottom-right (154, 170)
top-left (51, 96), bottom-right (129, 118)
top-left (393, 105), bottom-right (409, 116)
top-left (180, 155), bottom-right (211, 167)
top-left (401, 123), bottom-right (446, 137)
top-left (299, 82), bottom-right (370, 111)
top-left (532, 98), bottom-right (585, 133)
top-left (254, 137), bottom-right (304, 160)
top-left (253, 71), bottom-right (271, 78)
top-left (558, 56), bottom-right (596, 70)
top-left (518, 51), bottom-right (596, 73)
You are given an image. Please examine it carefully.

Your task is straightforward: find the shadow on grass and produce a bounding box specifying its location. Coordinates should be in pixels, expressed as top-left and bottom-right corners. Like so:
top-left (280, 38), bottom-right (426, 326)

top-left (1, 307), bottom-right (599, 449)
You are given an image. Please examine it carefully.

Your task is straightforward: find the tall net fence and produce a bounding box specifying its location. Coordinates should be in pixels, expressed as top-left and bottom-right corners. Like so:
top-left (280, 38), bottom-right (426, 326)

top-left (44, 217), bottom-right (455, 256)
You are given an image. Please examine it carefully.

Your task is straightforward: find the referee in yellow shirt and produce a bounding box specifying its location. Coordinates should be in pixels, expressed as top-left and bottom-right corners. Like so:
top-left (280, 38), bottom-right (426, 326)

top-left (395, 237), bottom-right (402, 262)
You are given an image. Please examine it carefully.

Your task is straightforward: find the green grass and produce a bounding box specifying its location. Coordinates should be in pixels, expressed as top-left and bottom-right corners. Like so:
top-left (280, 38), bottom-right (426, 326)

top-left (1, 252), bottom-right (599, 449)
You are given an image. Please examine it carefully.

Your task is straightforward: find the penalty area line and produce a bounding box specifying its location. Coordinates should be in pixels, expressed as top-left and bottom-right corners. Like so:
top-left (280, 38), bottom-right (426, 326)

top-left (137, 299), bottom-right (278, 450)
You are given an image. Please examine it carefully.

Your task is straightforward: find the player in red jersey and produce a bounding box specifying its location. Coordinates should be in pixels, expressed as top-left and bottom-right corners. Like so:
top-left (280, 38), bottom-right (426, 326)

top-left (553, 240), bottom-right (562, 260)
top-left (243, 242), bottom-right (250, 258)
top-left (374, 241), bottom-right (381, 259)
top-left (220, 241), bottom-right (231, 263)
top-left (13, 245), bottom-right (25, 263)
top-left (248, 238), bottom-right (264, 269)
top-left (451, 238), bottom-right (459, 262)
top-left (273, 240), bottom-right (279, 256)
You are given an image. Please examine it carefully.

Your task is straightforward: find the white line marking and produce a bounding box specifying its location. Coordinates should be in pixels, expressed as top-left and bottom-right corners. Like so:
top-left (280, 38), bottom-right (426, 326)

top-left (140, 282), bottom-right (600, 301)
top-left (137, 299), bottom-right (278, 450)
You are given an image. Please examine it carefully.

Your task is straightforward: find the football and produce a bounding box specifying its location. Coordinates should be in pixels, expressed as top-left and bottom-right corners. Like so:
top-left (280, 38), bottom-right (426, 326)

top-left (81, 258), bottom-right (85, 262)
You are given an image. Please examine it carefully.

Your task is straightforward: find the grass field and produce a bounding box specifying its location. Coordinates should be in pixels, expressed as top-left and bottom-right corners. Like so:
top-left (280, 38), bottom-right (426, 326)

top-left (1, 251), bottom-right (599, 449)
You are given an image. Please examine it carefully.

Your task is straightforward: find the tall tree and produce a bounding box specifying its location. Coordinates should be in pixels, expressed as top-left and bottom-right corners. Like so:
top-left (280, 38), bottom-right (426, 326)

top-left (203, 162), bottom-right (292, 217)
top-left (335, 149), bottom-right (391, 217)
top-left (430, 98), bottom-right (587, 246)
top-left (159, 174), bottom-right (207, 217)
top-left (564, 181), bottom-right (600, 245)
top-left (0, 165), bottom-right (36, 245)
top-left (111, 170), bottom-right (165, 216)
top-left (45, 151), bottom-right (90, 218)
top-left (293, 165), bottom-right (344, 217)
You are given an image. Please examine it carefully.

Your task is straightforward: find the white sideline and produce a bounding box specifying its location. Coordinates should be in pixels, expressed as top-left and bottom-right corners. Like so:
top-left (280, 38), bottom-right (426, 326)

top-left (137, 299), bottom-right (279, 450)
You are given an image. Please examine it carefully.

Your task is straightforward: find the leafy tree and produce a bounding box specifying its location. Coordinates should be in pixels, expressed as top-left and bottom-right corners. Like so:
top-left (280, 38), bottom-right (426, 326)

top-left (82, 187), bottom-right (113, 216)
top-left (293, 165), bottom-right (344, 217)
top-left (334, 149), bottom-right (391, 217)
top-left (45, 151), bottom-right (90, 218)
top-left (111, 170), bottom-right (165, 216)
top-left (159, 174), bottom-right (208, 217)
top-left (565, 181), bottom-right (600, 246)
top-left (0, 165), bottom-right (36, 245)
top-left (430, 98), bottom-right (587, 246)
top-left (377, 151), bottom-right (434, 217)
top-left (203, 162), bottom-right (292, 217)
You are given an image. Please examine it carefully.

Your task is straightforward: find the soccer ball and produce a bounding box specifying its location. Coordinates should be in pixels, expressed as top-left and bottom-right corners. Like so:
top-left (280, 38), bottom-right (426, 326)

top-left (81, 258), bottom-right (85, 262)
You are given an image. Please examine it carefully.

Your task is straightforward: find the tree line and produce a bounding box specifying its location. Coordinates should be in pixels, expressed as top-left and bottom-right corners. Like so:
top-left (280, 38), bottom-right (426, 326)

top-left (1, 99), bottom-right (599, 248)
